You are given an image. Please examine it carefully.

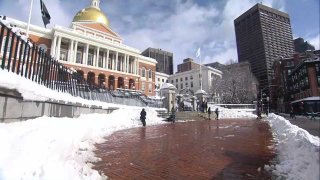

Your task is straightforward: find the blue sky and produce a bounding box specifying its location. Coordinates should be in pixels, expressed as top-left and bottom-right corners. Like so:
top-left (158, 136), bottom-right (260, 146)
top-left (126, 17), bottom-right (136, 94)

top-left (0, 0), bottom-right (319, 70)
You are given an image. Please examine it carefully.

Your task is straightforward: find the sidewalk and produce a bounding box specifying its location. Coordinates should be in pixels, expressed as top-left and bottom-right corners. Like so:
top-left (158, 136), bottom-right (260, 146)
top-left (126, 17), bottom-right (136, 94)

top-left (93, 119), bottom-right (275, 179)
top-left (277, 113), bottom-right (320, 137)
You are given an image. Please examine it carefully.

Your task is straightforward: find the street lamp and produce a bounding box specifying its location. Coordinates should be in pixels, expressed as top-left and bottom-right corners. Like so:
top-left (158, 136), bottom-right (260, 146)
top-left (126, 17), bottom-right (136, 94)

top-left (260, 85), bottom-right (279, 114)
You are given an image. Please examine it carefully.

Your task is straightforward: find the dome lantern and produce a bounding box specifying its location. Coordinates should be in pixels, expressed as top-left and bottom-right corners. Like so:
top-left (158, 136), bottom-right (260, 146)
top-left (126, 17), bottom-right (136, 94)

top-left (91, 0), bottom-right (100, 10)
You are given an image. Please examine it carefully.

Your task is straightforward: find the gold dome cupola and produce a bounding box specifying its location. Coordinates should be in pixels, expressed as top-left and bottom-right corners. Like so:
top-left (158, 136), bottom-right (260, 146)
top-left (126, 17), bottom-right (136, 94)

top-left (72, 0), bottom-right (109, 27)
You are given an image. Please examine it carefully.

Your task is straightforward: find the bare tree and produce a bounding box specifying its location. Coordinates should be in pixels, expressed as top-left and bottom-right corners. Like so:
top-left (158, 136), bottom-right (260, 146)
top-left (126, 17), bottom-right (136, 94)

top-left (211, 64), bottom-right (258, 104)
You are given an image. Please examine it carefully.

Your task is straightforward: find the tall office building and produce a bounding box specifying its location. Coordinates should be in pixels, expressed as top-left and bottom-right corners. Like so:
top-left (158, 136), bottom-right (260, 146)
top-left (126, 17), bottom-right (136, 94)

top-left (234, 3), bottom-right (294, 97)
top-left (142, 48), bottom-right (173, 75)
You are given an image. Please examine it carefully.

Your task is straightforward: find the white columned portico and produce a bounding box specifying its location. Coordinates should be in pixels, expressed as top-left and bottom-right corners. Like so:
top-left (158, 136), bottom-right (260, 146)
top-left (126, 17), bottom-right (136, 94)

top-left (56, 36), bottom-right (62, 60)
top-left (73, 41), bottom-right (78, 63)
top-left (68, 40), bottom-right (74, 62)
top-left (51, 35), bottom-right (57, 57)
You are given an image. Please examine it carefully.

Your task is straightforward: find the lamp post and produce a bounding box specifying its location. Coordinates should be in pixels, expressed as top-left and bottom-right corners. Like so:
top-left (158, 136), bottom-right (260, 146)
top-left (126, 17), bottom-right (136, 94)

top-left (260, 85), bottom-right (279, 114)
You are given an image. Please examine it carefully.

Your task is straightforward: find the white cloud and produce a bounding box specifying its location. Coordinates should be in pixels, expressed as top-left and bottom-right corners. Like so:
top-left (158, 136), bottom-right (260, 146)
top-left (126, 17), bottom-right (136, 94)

top-left (307, 34), bottom-right (320, 50)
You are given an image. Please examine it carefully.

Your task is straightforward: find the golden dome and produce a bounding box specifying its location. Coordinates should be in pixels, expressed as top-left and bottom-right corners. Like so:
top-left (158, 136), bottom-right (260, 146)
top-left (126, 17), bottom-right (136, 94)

top-left (72, 7), bottom-right (109, 26)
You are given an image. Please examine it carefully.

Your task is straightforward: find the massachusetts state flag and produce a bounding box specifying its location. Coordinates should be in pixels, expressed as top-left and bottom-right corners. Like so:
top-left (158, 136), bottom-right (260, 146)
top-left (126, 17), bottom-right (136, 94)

top-left (196, 48), bottom-right (201, 58)
top-left (40, 0), bottom-right (51, 27)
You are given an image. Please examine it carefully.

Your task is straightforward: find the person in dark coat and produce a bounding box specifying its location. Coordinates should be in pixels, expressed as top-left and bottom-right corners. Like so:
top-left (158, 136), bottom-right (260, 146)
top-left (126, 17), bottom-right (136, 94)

top-left (208, 107), bottom-right (211, 120)
top-left (204, 102), bottom-right (208, 113)
top-left (171, 106), bottom-right (176, 123)
top-left (215, 108), bottom-right (219, 120)
top-left (140, 108), bottom-right (146, 127)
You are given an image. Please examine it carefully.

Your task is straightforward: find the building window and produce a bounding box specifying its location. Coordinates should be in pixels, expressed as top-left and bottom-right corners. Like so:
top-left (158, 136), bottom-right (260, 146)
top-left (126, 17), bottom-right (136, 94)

top-left (148, 83), bottom-right (152, 93)
top-left (158, 78), bottom-right (160, 81)
top-left (180, 78), bottom-right (183, 81)
top-left (60, 49), bottom-right (68, 61)
top-left (98, 56), bottom-right (103, 68)
top-left (148, 69), bottom-right (152, 79)
top-left (185, 77), bottom-right (188, 81)
top-left (176, 79), bottom-right (178, 82)
top-left (162, 79), bottom-right (164, 82)
top-left (141, 82), bottom-right (145, 91)
top-left (87, 54), bottom-right (93, 66)
top-left (181, 84), bottom-right (183, 89)
top-left (191, 82), bottom-right (193, 88)
top-left (190, 75), bottom-right (193, 80)
top-left (171, 80), bottom-right (174, 83)
top-left (166, 80), bottom-right (168, 83)
top-left (141, 68), bottom-right (146, 77)
top-left (38, 44), bottom-right (48, 52)
top-left (76, 51), bottom-right (82, 64)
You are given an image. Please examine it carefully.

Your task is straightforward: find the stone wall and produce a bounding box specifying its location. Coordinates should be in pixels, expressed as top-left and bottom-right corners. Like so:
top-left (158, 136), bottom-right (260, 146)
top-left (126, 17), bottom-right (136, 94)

top-left (0, 88), bottom-right (118, 123)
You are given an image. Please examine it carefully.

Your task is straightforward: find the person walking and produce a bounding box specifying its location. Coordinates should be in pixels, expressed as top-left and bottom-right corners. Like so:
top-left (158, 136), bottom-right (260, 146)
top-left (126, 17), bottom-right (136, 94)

top-left (171, 106), bottom-right (176, 123)
top-left (140, 108), bottom-right (146, 127)
top-left (215, 108), bottom-right (219, 120)
top-left (208, 107), bottom-right (211, 120)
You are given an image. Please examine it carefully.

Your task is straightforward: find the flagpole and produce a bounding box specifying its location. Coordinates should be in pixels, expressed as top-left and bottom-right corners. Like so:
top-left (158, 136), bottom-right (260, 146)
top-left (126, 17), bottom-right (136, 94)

top-left (200, 50), bottom-right (202, 90)
top-left (26, 0), bottom-right (34, 37)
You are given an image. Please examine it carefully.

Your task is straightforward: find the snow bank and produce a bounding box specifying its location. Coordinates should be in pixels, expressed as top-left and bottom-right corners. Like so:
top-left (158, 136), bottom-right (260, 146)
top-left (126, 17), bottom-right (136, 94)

top-left (0, 107), bottom-right (164, 180)
top-left (265, 114), bottom-right (320, 180)
top-left (208, 104), bottom-right (257, 119)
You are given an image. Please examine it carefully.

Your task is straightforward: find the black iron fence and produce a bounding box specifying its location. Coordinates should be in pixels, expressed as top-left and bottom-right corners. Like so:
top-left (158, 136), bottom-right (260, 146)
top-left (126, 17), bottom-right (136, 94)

top-left (0, 18), bottom-right (163, 108)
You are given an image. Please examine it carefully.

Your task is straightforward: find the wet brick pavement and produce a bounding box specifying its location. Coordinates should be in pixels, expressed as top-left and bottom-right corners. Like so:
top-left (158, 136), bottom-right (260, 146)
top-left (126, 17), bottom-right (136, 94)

top-left (93, 119), bottom-right (275, 179)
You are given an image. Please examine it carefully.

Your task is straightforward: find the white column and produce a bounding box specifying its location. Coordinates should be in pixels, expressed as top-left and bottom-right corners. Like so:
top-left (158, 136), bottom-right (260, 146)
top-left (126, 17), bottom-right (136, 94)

top-left (96, 47), bottom-right (100, 67)
top-left (106, 49), bottom-right (109, 69)
top-left (124, 55), bottom-right (127, 73)
top-left (56, 36), bottom-right (62, 60)
top-left (68, 40), bottom-right (74, 62)
top-left (135, 59), bottom-right (139, 75)
top-left (93, 47), bottom-right (96, 66)
top-left (102, 51), bottom-right (106, 69)
top-left (126, 55), bottom-right (130, 73)
top-left (73, 41), bottom-right (78, 63)
top-left (51, 35), bottom-right (57, 57)
top-left (84, 44), bottom-right (89, 65)
top-left (115, 52), bottom-right (119, 71)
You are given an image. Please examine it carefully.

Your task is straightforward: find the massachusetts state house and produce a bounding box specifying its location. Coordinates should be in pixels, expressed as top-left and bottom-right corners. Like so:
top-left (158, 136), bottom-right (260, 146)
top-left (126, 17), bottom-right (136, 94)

top-left (5, 0), bottom-right (157, 96)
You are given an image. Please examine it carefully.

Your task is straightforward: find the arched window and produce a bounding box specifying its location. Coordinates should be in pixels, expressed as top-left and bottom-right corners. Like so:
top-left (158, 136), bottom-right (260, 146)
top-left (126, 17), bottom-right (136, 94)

top-left (141, 67), bottom-right (146, 77)
top-left (148, 69), bottom-right (152, 79)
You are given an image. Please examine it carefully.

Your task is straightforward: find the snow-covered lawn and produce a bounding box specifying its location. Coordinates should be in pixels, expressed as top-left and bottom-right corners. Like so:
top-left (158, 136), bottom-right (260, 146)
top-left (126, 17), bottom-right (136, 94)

top-left (0, 107), bottom-right (164, 180)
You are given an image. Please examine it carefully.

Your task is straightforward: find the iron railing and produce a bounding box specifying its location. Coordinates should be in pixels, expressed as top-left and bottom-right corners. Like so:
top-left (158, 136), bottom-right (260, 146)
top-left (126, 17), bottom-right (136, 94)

top-left (0, 18), bottom-right (163, 108)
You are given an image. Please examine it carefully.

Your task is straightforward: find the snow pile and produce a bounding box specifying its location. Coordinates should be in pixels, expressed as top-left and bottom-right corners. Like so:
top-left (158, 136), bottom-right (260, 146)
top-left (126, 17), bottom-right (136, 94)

top-left (0, 107), bottom-right (164, 180)
top-left (265, 114), bottom-right (320, 180)
top-left (208, 104), bottom-right (257, 119)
